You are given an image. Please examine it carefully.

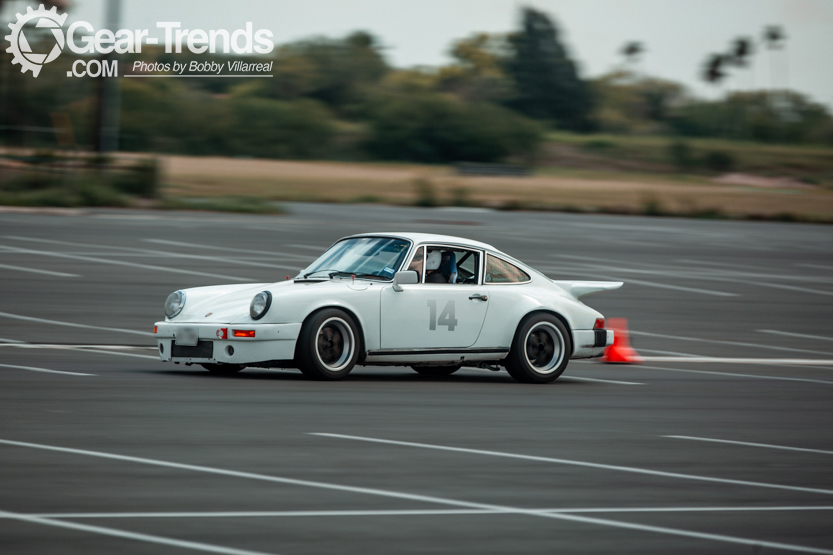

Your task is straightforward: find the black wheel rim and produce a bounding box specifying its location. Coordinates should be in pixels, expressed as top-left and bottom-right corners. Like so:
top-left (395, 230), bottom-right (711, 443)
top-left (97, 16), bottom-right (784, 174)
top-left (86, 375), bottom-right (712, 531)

top-left (317, 324), bottom-right (344, 365)
top-left (523, 322), bottom-right (564, 374)
top-left (315, 317), bottom-right (354, 371)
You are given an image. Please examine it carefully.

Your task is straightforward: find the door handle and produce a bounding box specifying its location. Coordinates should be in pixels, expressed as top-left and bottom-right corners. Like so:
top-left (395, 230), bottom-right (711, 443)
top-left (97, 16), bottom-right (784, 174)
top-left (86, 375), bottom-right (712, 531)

top-left (469, 294), bottom-right (488, 301)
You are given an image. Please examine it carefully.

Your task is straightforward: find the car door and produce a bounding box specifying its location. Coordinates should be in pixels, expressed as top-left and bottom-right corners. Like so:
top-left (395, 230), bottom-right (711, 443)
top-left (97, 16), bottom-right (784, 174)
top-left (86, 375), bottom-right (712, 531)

top-left (379, 245), bottom-right (489, 349)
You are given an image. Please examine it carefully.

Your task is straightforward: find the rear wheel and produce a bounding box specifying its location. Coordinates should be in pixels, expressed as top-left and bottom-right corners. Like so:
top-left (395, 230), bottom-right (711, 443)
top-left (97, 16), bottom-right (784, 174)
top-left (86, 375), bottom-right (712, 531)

top-left (504, 314), bottom-right (571, 384)
top-left (296, 309), bottom-right (361, 380)
top-left (201, 363), bottom-right (245, 375)
top-left (411, 364), bottom-right (462, 377)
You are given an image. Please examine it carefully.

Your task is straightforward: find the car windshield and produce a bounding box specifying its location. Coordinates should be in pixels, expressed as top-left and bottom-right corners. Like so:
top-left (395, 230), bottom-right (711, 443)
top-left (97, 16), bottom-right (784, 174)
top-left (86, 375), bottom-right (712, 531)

top-left (302, 237), bottom-right (412, 280)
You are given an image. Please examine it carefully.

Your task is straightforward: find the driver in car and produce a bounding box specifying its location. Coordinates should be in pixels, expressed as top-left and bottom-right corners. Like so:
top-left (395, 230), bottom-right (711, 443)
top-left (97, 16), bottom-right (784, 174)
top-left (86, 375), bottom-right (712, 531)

top-left (425, 250), bottom-right (457, 283)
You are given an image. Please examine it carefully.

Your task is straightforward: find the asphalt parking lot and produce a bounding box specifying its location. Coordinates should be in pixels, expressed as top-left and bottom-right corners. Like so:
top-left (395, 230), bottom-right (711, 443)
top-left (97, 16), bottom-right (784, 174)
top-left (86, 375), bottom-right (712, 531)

top-left (1, 203), bottom-right (832, 554)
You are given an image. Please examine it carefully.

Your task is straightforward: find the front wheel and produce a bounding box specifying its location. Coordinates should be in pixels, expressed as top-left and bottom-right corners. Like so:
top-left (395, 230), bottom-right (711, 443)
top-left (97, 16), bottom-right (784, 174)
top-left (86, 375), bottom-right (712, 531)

top-left (411, 365), bottom-right (462, 377)
top-left (296, 309), bottom-right (361, 380)
top-left (504, 314), bottom-right (571, 384)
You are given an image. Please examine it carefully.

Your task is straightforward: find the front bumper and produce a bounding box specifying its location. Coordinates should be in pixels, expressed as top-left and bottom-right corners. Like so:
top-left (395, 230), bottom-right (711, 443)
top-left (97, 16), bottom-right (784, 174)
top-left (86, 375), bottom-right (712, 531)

top-left (571, 329), bottom-right (614, 359)
top-left (154, 322), bottom-right (302, 365)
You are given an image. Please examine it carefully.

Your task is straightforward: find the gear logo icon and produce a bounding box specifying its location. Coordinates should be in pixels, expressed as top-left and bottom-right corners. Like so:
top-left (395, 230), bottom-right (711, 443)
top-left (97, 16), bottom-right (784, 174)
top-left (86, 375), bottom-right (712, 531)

top-left (5, 4), bottom-right (68, 78)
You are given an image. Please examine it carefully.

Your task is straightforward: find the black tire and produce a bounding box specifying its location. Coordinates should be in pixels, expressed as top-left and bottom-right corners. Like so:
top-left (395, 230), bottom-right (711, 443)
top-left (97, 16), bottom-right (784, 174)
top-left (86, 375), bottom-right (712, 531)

top-left (504, 314), bottom-right (572, 384)
top-left (411, 365), bottom-right (462, 377)
top-left (296, 308), bottom-right (361, 380)
top-left (201, 363), bottom-right (245, 375)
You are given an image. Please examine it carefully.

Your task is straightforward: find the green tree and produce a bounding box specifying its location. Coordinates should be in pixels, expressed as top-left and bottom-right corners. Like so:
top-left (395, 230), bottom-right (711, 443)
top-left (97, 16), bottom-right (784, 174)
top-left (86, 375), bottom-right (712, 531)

top-left (242, 31), bottom-right (388, 118)
top-left (504, 8), bottom-right (593, 131)
top-left (670, 90), bottom-right (833, 144)
top-left (437, 33), bottom-right (516, 102)
top-left (365, 80), bottom-right (541, 163)
top-left (590, 71), bottom-right (686, 133)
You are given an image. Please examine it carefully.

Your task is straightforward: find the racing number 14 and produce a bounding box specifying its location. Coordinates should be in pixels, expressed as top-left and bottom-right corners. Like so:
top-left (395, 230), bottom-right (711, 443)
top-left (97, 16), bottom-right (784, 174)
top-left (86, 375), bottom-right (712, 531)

top-left (427, 300), bottom-right (457, 331)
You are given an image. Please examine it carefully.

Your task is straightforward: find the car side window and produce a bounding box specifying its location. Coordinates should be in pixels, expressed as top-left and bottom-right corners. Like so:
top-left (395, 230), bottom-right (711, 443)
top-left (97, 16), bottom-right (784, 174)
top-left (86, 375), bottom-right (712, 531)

top-left (406, 246), bottom-right (425, 283)
top-left (485, 254), bottom-right (530, 284)
top-left (424, 247), bottom-right (480, 285)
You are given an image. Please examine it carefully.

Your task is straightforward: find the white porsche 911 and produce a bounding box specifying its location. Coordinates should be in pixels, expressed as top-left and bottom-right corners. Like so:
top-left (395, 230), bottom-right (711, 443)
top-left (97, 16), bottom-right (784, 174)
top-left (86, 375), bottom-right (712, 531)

top-left (153, 233), bottom-right (621, 383)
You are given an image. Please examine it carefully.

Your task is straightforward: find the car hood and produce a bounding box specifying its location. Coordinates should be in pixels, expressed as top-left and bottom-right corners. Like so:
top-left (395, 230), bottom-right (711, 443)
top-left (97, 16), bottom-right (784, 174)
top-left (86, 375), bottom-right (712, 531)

top-left (168, 278), bottom-right (375, 324)
top-left (171, 282), bottom-right (273, 323)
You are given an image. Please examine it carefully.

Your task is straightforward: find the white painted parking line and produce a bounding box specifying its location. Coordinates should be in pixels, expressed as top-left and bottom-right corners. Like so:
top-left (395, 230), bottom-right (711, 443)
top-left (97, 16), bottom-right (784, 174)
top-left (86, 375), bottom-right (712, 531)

top-left (676, 259), bottom-right (833, 286)
top-left (78, 348), bottom-right (159, 361)
top-left (0, 439), bottom-right (829, 555)
top-left (538, 263), bottom-right (738, 297)
top-left (20, 506), bottom-right (833, 519)
top-left (759, 330), bottom-right (833, 342)
top-left (4, 235), bottom-right (301, 273)
top-left (140, 247), bottom-right (301, 271)
top-left (569, 255), bottom-right (820, 284)
top-left (665, 436), bottom-right (833, 456)
top-left (311, 433), bottom-right (833, 496)
top-left (676, 258), bottom-right (778, 274)
top-left (0, 344), bottom-right (156, 350)
top-left (636, 365), bottom-right (833, 385)
top-left (0, 363), bottom-right (93, 376)
top-left (0, 344), bottom-right (159, 361)
top-left (0, 311), bottom-right (152, 337)
top-left (639, 348), bottom-right (703, 357)
top-left (19, 510), bottom-right (495, 519)
top-left (742, 281), bottom-right (833, 297)
top-left (144, 239), bottom-right (313, 262)
top-left (0, 245), bottom-right (254, 282)
top-left (561, 505), bottom-right (833, 514)
top-left (0, 263), bottom-right (78, 277)
top-left (641, 357), bottom-right (833, 365)
top-left (467, 367), bottom-right (642, 385)
top-left (0, 336), bottom-right (26, 343)
top-left (617, 278), bottom-right (739, 297)
top-left (286, 244), bottom-right (328, 251)
top-left (562, 376), bottom-right (644, 386)
top-left (630, 330), bottom-right (833, 357)
top-left (554, 255), bottom-right (833, 297)
top-left (0, 510), bottom-right (277, 555)
top-left (799, 263), bottom-right (833, 271)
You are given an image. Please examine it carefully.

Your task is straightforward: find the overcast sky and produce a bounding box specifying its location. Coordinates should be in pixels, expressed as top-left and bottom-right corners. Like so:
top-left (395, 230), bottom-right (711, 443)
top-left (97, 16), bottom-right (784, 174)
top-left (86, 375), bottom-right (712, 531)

top-left (5, 0), bottom-right (832, 107)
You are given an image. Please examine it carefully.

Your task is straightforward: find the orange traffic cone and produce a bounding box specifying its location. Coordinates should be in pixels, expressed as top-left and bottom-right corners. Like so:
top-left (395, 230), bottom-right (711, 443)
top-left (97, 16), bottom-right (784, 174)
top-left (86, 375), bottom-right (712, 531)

top-left (602, 318), bottom-right (643, 364)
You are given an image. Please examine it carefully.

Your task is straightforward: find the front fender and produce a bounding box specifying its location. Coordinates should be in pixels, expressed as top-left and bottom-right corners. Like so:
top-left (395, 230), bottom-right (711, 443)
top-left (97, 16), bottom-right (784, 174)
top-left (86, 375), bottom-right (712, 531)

top-left (238, 280), bottom-right (384, 351)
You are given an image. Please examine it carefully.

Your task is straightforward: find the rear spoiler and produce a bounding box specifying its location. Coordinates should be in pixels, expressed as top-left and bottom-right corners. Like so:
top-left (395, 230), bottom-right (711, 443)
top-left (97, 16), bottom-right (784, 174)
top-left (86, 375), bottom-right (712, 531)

top-left (552, 280), bottom-right (623, 299)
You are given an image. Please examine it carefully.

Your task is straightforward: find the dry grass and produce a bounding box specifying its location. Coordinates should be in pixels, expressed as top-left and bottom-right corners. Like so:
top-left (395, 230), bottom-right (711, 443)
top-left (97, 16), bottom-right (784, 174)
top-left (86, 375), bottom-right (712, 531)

top-left (162, 155), bottom-right (833, 221)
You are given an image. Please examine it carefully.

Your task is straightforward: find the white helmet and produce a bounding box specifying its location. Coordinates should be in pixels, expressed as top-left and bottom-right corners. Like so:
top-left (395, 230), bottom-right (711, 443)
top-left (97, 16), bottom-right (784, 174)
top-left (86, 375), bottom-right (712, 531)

top-left (426, 250), bottom-right (442, 270)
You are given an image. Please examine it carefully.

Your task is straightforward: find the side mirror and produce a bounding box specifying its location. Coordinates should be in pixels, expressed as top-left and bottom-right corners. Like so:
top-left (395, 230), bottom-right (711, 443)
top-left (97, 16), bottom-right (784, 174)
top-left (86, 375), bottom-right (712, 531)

top-left (392, 270), bottom-right (419, 292)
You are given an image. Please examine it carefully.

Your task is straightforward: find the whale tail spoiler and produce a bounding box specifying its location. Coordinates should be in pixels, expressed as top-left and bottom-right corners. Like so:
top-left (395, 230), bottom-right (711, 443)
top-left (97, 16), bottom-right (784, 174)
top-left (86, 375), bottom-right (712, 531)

top-left (553, 280), bottom-right (624, 299)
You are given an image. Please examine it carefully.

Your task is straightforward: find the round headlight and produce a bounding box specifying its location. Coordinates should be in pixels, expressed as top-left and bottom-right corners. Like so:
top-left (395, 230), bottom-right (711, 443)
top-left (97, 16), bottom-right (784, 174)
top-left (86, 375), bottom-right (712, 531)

top-left (250, 291), bottom-right (272, 320)
top-left (164, 290), bottom-right (186, 319)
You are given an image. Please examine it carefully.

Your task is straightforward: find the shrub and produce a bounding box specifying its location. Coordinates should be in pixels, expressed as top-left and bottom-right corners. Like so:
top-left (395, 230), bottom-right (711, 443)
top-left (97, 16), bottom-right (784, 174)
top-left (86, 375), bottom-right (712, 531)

top-left (111, 158), bottom-right (159, 198)
top-left (451, 186), bottom-right (472, 206)
top-left (668, 140), bottom-right (695, 171)
top-left (703, 150), bottom-right (735, 172)
top-left (119, 79), bottom-right (336, 159)
top-left (413, 178), bottom-right (437, 207)
top-left (365, 92), bottom-right (542, 163)
top-left (225, 98), bottom-right (336, 158)
top-left (160, 196), bottom-right (284, 214)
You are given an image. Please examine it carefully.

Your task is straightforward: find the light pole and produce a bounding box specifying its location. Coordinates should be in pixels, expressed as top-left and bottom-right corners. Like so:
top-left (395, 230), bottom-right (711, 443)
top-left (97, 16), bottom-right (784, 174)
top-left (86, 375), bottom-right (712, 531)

top-left (94, 0), bottom-right (122, 153)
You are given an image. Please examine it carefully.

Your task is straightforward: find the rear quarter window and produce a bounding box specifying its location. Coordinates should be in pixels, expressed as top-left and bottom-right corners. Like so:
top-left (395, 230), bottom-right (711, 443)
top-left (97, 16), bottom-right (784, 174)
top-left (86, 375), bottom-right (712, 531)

top-left (485, 255), bottom-right (530, 284)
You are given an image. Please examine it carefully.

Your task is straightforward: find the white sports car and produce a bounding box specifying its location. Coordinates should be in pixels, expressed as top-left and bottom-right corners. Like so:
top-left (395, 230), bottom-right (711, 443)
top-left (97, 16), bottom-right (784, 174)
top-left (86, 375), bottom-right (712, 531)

top-left (154, 233), bottom-right (621, 383)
